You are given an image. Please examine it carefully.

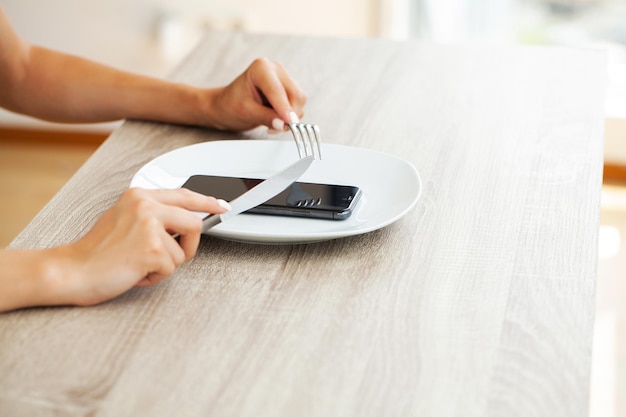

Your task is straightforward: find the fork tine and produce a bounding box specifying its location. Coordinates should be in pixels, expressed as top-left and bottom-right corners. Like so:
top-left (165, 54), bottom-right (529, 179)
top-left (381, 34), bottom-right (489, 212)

top-left (303, 124), bottom-right (315, 158)
top-left (309, 124), bottom-right (322, 159)
top-left (287, 123), bottom-right (306, 158)
top-left (287, 122), bottom-right (322, 160)
top-left (298, 124), bottom-right (313, 157)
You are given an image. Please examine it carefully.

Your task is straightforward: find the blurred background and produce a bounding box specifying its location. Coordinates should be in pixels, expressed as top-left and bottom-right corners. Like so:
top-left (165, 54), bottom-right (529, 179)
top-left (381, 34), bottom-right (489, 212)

top-left (1, 0), bottom-right (625, 127)
top-left (0, 1), bottom-right (624, 416)
top-left (1, 0), bottom-right (625, 157)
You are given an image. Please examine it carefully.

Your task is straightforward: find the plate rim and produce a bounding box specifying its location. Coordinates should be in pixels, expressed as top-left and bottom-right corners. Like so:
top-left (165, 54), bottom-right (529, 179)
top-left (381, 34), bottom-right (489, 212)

top-left (130, 140), bottom-right (421, 244)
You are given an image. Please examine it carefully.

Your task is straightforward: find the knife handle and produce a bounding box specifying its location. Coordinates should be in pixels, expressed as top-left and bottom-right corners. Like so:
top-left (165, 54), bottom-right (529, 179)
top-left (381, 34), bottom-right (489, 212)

top-left (171, 214), bottom-right (222, 241)
top-left (201, 214), bottom-right (222, 232)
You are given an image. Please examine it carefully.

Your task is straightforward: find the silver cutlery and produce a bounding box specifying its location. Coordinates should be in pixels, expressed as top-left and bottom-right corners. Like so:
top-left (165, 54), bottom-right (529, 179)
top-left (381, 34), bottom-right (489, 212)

top-left (201, 155), bottom-right (314, 231)
top-left (287, 123), bottom-right (322, 160)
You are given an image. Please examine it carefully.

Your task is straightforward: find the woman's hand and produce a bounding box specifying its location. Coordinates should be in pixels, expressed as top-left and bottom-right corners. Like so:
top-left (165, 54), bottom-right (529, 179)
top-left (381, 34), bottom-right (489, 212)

top-left (0, 188), bottom-right (230, 312)
top-left (202, 58), bottom-right (307, 132)
top-left (57, 188), bottom-right (230, 306)
top-left (2, 9), bottom-right (307, 132)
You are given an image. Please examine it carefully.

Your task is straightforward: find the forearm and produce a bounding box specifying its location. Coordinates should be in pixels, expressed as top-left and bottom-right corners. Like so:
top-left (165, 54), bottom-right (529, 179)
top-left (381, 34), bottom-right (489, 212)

top-left (3, 45), bottom-right (221, 126)
top-left (2, 8), bottom-right (305, 132)
top-left (0, 247), bottom-right (79, 312)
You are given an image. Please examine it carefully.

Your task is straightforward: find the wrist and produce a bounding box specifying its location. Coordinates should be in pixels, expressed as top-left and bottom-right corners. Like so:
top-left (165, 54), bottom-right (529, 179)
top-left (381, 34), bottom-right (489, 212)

top-left (36, 245), bottom-right (84, 307)
top-left (192, 87), bottom-right (224, 129)
top-left (0, 246), bottom-right (83, 312)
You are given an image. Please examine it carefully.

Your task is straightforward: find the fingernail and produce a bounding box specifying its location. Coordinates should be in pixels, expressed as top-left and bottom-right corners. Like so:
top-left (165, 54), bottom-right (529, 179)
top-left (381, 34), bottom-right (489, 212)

top-left (217, 199), bottom-right (231, 211)
top-left (288, 111), bottom-right (299, 123)
top-left (271, 118), bottom-right (284, 131)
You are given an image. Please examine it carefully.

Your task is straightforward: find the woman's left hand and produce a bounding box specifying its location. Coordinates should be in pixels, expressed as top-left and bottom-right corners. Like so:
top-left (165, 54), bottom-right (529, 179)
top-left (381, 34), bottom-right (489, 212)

top-left (202, 58), bottom-right (307, 132)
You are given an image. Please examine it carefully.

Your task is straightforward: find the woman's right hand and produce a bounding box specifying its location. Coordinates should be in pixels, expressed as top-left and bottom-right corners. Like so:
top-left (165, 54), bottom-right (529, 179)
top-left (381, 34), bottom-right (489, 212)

top-left (55, 188), bottom-right (230, 306)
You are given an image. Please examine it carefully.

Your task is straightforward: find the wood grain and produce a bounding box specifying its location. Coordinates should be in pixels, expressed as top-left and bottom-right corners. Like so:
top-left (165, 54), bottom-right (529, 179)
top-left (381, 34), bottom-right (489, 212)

top-left (0, 33), bottom-right (605, 417)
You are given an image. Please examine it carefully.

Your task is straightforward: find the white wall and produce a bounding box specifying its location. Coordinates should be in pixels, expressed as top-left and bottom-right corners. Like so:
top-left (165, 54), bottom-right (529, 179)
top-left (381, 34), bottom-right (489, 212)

top-left (2, 1), bottom-right (165, 75)
top-left (2, 0), bottom-right (380, 75)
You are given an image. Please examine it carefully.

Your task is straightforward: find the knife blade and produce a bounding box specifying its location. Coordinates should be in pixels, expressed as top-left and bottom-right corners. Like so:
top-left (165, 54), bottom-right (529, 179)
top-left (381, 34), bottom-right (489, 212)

top-left (201, 155), bottom-right (314, 232)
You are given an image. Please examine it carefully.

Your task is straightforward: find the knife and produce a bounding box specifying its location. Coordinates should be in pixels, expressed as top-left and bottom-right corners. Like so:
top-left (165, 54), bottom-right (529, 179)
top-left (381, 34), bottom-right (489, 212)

top-left (200, 155), bottom-right (314, 232)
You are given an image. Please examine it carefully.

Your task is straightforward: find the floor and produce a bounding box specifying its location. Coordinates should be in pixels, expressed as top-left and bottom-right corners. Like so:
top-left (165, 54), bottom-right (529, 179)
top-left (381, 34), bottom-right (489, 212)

top-left (0, 138), bottom-right (100, 248)
top-left (0, 133), bottom-right (624, 416)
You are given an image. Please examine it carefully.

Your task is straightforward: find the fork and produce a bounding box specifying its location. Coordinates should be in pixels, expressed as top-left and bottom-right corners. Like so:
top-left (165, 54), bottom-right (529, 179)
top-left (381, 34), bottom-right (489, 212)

top-left (287, 123), bottom-right (322, 160)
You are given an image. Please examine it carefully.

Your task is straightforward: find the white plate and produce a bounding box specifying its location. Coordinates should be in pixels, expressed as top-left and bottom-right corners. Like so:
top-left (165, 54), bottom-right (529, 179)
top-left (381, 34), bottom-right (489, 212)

top-left (130, 140), bottom-right (421, 244)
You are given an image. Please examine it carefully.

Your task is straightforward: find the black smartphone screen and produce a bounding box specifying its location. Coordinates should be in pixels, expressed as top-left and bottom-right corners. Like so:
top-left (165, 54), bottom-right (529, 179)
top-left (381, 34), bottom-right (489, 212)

top-left (181, 175), bottom-right (361, 220)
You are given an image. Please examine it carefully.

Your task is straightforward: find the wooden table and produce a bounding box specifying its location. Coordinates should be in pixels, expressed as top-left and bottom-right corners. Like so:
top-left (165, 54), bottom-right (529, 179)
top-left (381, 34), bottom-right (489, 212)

top-left (0, 33), bottom-right (605, 417)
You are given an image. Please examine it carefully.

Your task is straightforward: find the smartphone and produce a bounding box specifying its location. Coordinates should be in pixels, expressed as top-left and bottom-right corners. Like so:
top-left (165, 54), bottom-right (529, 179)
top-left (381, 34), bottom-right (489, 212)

top-left (181, 175), bottom-right (362, 220)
